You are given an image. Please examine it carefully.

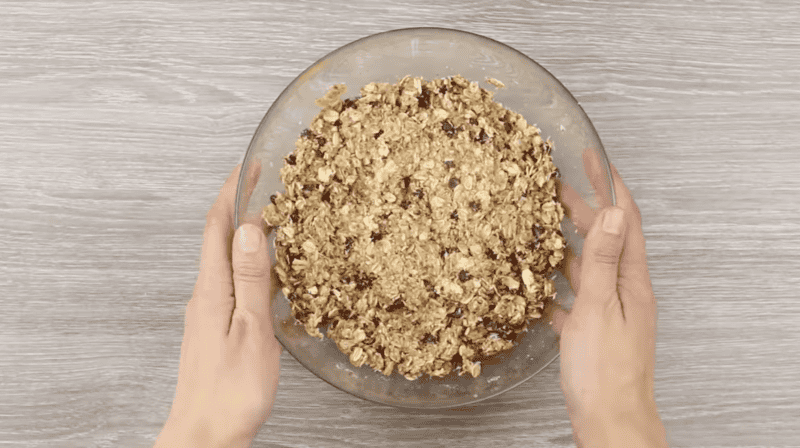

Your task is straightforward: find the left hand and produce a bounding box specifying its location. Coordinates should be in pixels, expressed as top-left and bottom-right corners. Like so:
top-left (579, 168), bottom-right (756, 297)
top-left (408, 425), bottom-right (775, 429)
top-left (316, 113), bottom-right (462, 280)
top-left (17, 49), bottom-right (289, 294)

top-left (156, 163), bottom-right (282, 448)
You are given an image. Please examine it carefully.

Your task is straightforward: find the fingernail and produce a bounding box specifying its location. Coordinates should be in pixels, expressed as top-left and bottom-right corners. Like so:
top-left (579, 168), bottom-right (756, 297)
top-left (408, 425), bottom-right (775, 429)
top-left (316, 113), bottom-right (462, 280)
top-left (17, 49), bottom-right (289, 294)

top-left (239, 224), bottom-right (263, 253)
top-left (602, 208), bottom-right (624, 235)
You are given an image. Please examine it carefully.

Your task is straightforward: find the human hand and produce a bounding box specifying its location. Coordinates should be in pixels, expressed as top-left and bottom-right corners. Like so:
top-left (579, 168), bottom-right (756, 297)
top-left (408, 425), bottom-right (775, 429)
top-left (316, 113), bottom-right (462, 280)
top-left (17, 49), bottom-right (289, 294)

top-left (156, 163), bottom-right (282, 448)
top-left (553, 151), bottom-right (667, 448)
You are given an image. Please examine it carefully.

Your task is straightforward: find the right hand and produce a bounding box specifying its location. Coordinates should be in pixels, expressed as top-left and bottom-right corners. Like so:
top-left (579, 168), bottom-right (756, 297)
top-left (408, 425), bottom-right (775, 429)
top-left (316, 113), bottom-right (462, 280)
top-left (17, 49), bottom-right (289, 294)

top-left (553, 154), bottom-right (668, 448)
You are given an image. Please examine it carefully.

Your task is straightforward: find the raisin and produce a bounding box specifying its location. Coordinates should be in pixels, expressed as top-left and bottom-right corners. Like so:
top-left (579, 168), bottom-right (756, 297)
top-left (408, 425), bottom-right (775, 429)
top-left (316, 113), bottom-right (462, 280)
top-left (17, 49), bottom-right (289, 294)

top-left (300, 128), bottom-right (313, 139)
top-left (450, 210), bottom-right (459, 220)
top-left (333, 119), bottom-right (342, 128)
top-left (458, 270), bottom-right (471, 282)
top-left (422, 333), bottom-right (438, 344)
top-left (386, 298), bottom-right (404, 312)
top-left (469, 117), bottom-right (478, 125)
top-left (287, 251), bottom-right (301, 266)
top-left (400, 199), bottom-right (411, 210)
top-left (448, 177), bottom-right (460, 189)
top-left (444, 160), bottom-right (455, 169)
top-left (286, 153), bottom-right (296, 165)
top-left (270, 194), bottom-right (277, 205)
top-left (354, 271), bottom-right (376, 291)
top-left (290, 209), bottom-right (299, 223)
top-left (342, 97), bottom-right (359, 110)
top-left (441, 120), bottom-right (457, 138)
top-left (370, 231), bottom-right (384, 243)
top-left (533, 224), bottom-right (544, 241)
top-left (413, 189), bottom-right (424, 199)
top-left (402, 176), bottom-right (411, 190)
top-left (344, 237), bottom-right (355, 255)
top-left (485, 248), bottom-right (498, 260)
top-left (550, 168), bottom-right (561, 180)
top-left (469, 201), bottom-right (481, 212)
top-left (302, 183), bottom-right (316, 195)
top-left (438, 85), bottom-right (448, 94)
top-left (475, 128), bottom-right (490, 144)
top-left (374, 129), bottom-right (384, 139)
top-left (339, 309), bottom-right (352, 320)
top-left (417, 87), bottom-right (432, 109)
top-left (447, 307), bottom-right (464, 319)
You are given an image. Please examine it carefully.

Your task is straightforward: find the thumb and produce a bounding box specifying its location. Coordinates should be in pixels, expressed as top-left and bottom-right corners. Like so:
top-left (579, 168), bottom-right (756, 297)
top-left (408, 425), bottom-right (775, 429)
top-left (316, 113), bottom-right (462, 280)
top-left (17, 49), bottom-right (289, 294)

top-left (574, 207), bottom-right (626, 311)
top-left (231, 223), bottom-right (272, 321)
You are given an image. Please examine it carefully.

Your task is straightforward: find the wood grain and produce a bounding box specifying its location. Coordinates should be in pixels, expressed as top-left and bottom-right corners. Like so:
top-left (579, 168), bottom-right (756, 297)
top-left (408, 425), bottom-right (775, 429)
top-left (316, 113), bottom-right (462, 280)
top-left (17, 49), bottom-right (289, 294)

top-left (1, 1), bottom-right (799, 447)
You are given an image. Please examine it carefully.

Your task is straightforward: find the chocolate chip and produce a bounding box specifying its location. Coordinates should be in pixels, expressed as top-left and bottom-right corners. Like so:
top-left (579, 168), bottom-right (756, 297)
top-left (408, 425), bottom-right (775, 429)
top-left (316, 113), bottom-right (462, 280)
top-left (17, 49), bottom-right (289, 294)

top-left (339, 309), bottom-right (352, 320)
top-left (469, 117), bottom-right (478, 125)
top-left (438, 85), bottom-right (448, 94)
top-left (286, 153), bottom-right (296, 165)
top-left (321, 188), bottom-right (331, 203)
top-left (333, 119), bottom-right (342, 128)
top-left (402, 176), bottom-right (411, 190)
top-left (458, 270), bottom-right (471, 282)
top-left (290, 209), bottom-right (299, 223)
top-left (301, 128), bottom-right (314, 139)
top-left (417, 87), bottom-right (432, 109)
top-left (374, 129), bottom-right (384, 139)
top-left (450, 210), bottom-right (459, 220)
top-left (270, 194), bottom-right (277, 205)
top-left (386, 298), bottom-right (404, 312)
top-left (469, 201), bottom-right (481, 212)
top-left (441, 120), bottom-right (457, 138)
top-left (413, 189), bottom-right (424, 199)
top-left (444, 160), bottom-right (455, 169)
top-left (316, 136), bottom-right (326, 147)
top-left (370, 231), bottom-right (384, 243)
top-left (344, 237), bottom-right (355, 255)
top-left (448, 177), bottom-right (460, 189)
top-left (288, 292), bottom-right (299, 302)
top-left (550, 168), bottom-right (561, 180)
top-left (475, 128), bottom-right (490, 144)
top-left (485, 248), bottom-right (498, 260)
top-left (302, 183), bottom-right (316, 195)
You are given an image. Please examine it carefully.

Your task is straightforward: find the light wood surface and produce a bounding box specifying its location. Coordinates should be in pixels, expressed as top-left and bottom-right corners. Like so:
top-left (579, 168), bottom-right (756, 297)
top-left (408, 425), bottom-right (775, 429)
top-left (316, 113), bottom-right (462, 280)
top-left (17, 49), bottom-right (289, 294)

top-left (2, 1), bottom-right (799, 447)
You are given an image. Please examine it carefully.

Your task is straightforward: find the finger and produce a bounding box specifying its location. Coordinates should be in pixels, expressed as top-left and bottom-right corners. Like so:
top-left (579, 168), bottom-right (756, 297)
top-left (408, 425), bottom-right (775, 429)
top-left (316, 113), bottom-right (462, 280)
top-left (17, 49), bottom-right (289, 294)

top-left (582, 148), bottom-right (614, 208)
top-left (573, 207), bottom-right (626, 312)
top-left (551, 307), bottom-right (569, 336)
top-left (559, 181), bottom-right (597, 236)
top-left (239, 159), bottom-right (267, 230)
top-left (564, 251), bottom-right (581, 295)
top-left (231, 223), bottom-right (273, 330)
top-left (610, 165), bottom-right (654, 310)
top-left (192, 165), bottom-right (243, 333)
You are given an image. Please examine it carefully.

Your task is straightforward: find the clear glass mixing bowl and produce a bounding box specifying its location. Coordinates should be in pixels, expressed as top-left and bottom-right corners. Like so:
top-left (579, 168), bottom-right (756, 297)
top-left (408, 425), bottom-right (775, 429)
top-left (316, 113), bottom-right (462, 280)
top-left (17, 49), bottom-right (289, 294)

top-left (235, 27), bottom-right (614, 409)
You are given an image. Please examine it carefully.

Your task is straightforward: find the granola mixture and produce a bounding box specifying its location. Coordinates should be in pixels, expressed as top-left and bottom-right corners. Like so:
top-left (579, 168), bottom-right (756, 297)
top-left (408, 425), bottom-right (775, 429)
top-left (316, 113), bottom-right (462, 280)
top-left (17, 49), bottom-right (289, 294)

top-left (262, 75), bottom-right (565, 380)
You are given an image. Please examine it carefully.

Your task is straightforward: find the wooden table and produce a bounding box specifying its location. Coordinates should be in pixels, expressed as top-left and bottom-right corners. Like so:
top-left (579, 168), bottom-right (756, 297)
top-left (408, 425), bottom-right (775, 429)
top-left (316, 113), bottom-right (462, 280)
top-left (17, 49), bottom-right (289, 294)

top-left (2, 1), bottom-right (799, 447)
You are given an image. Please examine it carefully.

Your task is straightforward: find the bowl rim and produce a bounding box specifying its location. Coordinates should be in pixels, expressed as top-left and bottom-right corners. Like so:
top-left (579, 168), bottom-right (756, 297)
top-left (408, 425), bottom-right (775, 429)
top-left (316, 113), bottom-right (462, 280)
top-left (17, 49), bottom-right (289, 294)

top-left (235, 26), bottom-right (615, 409)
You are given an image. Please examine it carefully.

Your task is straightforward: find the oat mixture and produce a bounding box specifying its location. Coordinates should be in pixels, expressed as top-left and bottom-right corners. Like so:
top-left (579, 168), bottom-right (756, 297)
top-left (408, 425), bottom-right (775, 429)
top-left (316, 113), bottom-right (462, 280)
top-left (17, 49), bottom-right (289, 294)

top-left (262, 75), bottom-right (565, 380)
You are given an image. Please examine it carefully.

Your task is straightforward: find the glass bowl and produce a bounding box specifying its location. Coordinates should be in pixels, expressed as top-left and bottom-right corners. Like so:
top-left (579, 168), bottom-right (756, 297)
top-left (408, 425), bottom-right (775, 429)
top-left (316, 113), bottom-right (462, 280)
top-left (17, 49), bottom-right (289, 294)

top-left (235, 27), bottom-right (614, 409)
